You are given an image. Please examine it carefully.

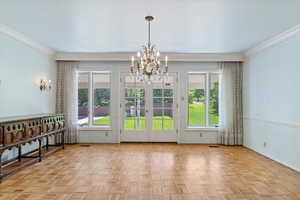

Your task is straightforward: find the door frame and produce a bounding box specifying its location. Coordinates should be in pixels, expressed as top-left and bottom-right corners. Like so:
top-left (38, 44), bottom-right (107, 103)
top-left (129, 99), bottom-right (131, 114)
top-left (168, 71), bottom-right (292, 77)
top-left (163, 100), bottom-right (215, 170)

top-left (120, 72), bottom-right (179, 142)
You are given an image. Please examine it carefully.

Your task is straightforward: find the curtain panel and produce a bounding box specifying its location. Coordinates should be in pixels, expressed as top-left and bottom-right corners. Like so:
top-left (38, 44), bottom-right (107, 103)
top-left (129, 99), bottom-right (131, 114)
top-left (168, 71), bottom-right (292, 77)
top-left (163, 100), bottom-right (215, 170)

top-left (219, 62), bottom-right (243, 145)
top-left (56, 61), bottom-right (79, 144)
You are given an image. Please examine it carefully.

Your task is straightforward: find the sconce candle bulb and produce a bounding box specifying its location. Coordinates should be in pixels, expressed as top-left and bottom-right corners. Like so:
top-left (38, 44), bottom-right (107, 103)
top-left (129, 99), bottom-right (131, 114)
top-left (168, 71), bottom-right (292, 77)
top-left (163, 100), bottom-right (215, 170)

top-left (40, 79), bottom-right (52, 91)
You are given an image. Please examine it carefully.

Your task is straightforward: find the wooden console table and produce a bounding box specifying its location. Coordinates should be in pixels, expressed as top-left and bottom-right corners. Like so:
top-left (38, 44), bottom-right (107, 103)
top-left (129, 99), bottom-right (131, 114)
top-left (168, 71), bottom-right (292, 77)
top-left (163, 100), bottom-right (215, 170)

top-left (0, 114), bottom-right (65, 183)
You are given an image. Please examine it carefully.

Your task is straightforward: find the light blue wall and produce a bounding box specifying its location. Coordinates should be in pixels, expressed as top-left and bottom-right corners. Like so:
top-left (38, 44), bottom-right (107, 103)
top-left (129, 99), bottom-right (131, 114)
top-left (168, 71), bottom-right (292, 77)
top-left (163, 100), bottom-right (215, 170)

top-left (0, 33), bottom-right (56, 118)
top-left (243, 35), bottom-right (300, 172)
top-left (0, 33), bottom-right (56, 161)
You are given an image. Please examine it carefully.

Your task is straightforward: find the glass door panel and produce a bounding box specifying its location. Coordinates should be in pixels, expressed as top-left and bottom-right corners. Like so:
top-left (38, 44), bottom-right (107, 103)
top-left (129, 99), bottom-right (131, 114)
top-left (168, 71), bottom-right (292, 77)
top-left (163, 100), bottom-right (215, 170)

top-left (152, 88), bottom-right (175, 130)
top-left (124, 88), bottom-right (145, 130)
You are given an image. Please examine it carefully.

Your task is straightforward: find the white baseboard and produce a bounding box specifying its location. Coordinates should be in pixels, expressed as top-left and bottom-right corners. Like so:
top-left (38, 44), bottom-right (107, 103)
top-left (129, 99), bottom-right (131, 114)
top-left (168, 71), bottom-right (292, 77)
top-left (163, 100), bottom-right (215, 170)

top-left (244, 144), bottom-right (300, 173)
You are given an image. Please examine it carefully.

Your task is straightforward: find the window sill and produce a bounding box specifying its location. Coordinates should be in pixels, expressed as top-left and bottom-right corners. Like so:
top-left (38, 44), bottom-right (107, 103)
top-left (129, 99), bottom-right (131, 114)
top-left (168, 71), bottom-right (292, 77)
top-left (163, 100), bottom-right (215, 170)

top-left (79, 126), bottom-right (112, 131)
top-left (185, 127), bottom-right (219, 132)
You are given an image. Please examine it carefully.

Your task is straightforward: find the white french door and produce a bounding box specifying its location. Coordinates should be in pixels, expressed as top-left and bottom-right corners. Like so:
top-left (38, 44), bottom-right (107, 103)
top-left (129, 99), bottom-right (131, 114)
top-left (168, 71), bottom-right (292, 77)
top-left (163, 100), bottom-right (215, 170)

top-left (120, 73), bottom-right (178, 142)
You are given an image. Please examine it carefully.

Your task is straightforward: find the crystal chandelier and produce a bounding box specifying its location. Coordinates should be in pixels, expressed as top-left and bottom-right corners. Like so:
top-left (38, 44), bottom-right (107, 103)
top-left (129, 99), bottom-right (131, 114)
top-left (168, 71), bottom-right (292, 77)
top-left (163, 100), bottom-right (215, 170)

top-left (130, 16), bottom-right (168, 84)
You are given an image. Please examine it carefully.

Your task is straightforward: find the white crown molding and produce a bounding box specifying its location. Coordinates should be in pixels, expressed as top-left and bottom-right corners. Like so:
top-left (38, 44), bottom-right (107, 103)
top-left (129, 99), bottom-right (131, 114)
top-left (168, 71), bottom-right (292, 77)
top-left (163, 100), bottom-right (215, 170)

top-left (0, 24), bottom-right (55, 56)
top-left (243, 117), bottom-right (300, 130)
top-left (244, 24), bottom-right (300, 58)
top-left (55, 52), bottom-right (245, 62)
top-left (1, 21), bottom-right (299, 59)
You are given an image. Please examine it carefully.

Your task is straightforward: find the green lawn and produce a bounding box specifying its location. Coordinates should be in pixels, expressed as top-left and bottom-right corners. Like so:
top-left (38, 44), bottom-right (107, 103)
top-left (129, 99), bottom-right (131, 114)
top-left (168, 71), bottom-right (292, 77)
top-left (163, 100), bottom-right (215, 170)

top-left (188, 103), bottom-right (219, 126)
top-left (92, 103), bottom-right (219, 129)
top-left (94, 116), bottom-right (173, 130)
top-left (93, 116), bottom-right (111, 125)
top-left (188, 103), bottom-right (205, 126)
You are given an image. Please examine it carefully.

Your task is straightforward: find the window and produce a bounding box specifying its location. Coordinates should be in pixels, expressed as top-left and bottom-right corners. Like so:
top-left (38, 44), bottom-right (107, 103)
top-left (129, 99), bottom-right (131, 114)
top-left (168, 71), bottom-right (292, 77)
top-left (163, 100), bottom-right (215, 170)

top-left (188, 72), bottom-right (219, 128)
top-left (78, 73), bottom-right (89, 127)
top-left (209, 74), bottom-right (219, 126)
top-left (188, 74), bottom-right (206, 126)
top-left (78, 72), bottom-right (111, 128)
top-left (93, 73), bottom-right (111, 126)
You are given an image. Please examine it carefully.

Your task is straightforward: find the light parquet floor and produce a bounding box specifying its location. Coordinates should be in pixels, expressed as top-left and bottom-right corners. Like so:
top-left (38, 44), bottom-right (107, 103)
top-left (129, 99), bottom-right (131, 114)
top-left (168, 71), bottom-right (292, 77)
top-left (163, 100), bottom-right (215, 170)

top-left (0, 143), bottom-right (300, 200)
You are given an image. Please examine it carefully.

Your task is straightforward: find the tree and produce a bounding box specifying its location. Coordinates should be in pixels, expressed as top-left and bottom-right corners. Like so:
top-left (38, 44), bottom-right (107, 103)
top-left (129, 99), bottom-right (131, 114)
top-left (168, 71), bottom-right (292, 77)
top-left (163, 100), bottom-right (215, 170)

top-left (188, 89), bottom-right (195, 104)
top-left (194, 89), bottom-right (205, 102)
top-left (78, 88), bottom-right (88, 106)
top-left (209, 82), bottom-right (219, 114)
top-left (94, 88), bottom-right (110, 107)
top-left (188, 88), bottom-right (205, 104)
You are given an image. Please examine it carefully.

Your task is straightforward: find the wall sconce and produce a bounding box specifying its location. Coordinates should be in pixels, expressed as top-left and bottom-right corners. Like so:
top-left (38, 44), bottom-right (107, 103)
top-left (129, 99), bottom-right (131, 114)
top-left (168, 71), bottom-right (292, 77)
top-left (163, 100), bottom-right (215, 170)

top-left (40, 79), bottom-right (52, 91)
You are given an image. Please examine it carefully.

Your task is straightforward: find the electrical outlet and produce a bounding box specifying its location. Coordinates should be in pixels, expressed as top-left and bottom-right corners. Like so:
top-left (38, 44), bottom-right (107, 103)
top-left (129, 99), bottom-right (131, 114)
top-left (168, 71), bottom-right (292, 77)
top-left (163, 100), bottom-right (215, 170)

top-left (199, 133), bottom-right (203, 137)
top-left (263, 142), bottom-right (267, 148)
top-left (105, 132), bottom-right (108, 137)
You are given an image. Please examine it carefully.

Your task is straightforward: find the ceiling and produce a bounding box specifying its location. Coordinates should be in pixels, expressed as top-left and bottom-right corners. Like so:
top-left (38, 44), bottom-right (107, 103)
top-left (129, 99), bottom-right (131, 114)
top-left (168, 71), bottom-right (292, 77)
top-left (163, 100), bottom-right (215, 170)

top-left (1, 0), bottom-right (300, 53)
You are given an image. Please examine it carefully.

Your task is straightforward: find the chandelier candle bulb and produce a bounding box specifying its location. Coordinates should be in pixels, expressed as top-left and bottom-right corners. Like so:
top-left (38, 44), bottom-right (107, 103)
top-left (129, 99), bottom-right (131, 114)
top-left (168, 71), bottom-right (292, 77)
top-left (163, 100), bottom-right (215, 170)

top-left (40, 79), bottom-right (52, 91)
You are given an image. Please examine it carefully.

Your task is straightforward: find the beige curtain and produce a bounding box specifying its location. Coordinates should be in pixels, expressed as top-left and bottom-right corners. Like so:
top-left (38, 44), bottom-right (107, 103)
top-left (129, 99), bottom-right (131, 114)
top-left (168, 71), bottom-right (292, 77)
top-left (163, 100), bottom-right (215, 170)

top-left (56, 61), bottom-right (79, 144)
top-left (219, 62), bottom-right (243, 145)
